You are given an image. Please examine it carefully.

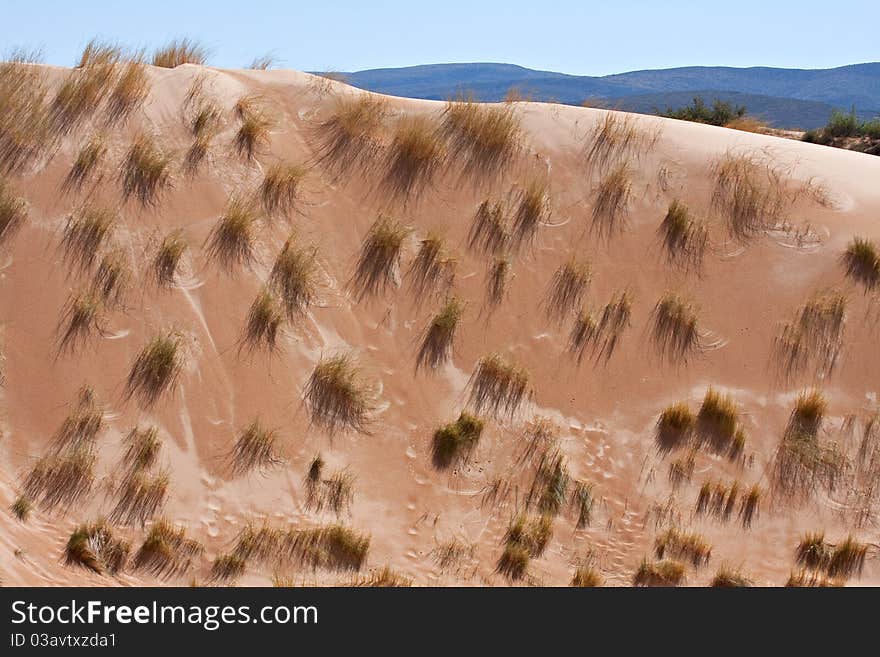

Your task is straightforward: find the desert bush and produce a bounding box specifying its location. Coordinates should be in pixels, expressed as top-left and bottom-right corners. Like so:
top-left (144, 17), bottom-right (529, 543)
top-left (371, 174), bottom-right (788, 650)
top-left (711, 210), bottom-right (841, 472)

top-left (64, 520), bottom-right (129, 575)
top-left (659, 200), bottom-right (708, 271)
top-left (591, 161), bottom-right (632, 237)
top-left (133, 519), bottom-right (204, 578)
top-left (63, 138), bottom-right (106, 192)
top-left (121, 133), bottom-right (172, 206)
top-left (545, 259), bottom-right (591, 322)
top-left (416, 296), bottom-right (465, 371)
top-left (467, 353), bottom-right (531, 418)
top-left (632, 558), bottom-right (686, 587)
top-left (662, 96), bottom-right (746, 126)
top-left (151, 230), bottom-right (188, 288)
top-left (841, 237), bottom-right (880, 291)
top-left (152, 38), bottom-right (208, 68)
top-left (772, 291), bottom-right (846, 380)
top-left (205, 196), bottom-right (260, 271)
top-left (230, 419), bottom-right (283, 475)
top-left (269, 236), bottom-right (318, 320)
top-left (350, 215), bottom-right (409, 300)
top-left (304, 352), bottom-right (376, 434)
top-left (431, 411), bottom-right (484, 468)
top-left (382, 115), bottom-right (444, 201)
top-left (124, 331), bottom-right (184, 407)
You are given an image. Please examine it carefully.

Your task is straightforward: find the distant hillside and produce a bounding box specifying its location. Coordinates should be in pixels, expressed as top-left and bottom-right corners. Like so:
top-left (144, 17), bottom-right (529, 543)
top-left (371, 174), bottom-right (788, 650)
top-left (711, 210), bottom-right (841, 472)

top-left (343, 62), bottom-right (880, 129)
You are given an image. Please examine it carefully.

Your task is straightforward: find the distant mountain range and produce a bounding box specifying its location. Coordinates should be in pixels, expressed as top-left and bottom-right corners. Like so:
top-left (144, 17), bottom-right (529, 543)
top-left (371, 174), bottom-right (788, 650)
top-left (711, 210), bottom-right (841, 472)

top-left (342, 63), bottom-right (880, 130)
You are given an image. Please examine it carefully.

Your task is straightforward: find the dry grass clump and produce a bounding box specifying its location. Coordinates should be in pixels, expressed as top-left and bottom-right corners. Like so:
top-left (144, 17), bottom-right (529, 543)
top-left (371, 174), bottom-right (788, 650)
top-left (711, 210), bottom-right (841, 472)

top-left (632, 558), bottom-right (686, 587)
top-left (431, 411), bottom-right (484, 468)
top-left (91, 249), bottom-right (130, 308)
top-left (151, 230), bottom-right (187, 288)
top-left (526, 450), bottom-right (570, 515)
top-left (668, 450), bottom-right (696, 488)
top-left (583, 112), bottom-right (653, 167)
top-left (512, 178), bottom-right (550, 246)
top-left (190, 101), bottom-right (222, 138)
top-left (260, 162), bottom-right (307, 218)
top-left (406, 232), bottom-right (456, 299)
top-left (772, 291), bottom-right (847, 380)
top-left (485, 256), bottom-right (512, 307)
top-left (710, 565), bottom-right (753, 587)
top-left (63, 138), bottom-right (106, 192)
top-left (133, 519), bottom-right (204, 578)
top-left (739, 484), bottom-right (762, 528)
top-left (654, 527), bottom-right (712, 567)
top-left (121, 133), bottom-right (172, 206)
top-left (23, 447), bottom-right (95, 511)
top-left (350, 215), bottom-right (409, 300)
top-left (205, 196), bottom-right (260, 271)
top-left (240, 288), bottom-right (284, 353)
top-left (695, 480), bottom-right (743, 523)
top-left (304, 352), bottom-right (376, 434)
top-left (313, 94), bottom-right (387, 177)
top-left (122, 426), bottom-right (162, 473)
top-left (497, 514), bottom-right (552, 579)
top-left (286, 525), bottom-right (370, 572)
top-left (382, 115), bottom-right (445, 201)
top-left (64, 520), bottom-right (129, 575)
top-left (233, 99), bottom-right (273, 160)
top-left (570, 480), bottom-right (595, 528)
top-left (60, 206), bottom-right (115, 272)
top-left (304, 461), bottom-right (355, 516)
top-left (711, 151), bottom-right (790, 242)
top-left (109, 469), bottom-right (169, 526)
top-left (51, 386), bottom-right (103, 453)
top-left (11, 495), bottom-right (32, 522)
top-left (348, 566), bottom-right (412, 587)
top-left (591, 161), bottom-right (632, 237)
top-left (569, 291), bottom-right (633, 364)
top-left (0, 179), bottom-right (27, 247)
top-left (467, 353), bottom-right (531, 418)
top-left (468, 199), bottom-right (510, 255)
top-left (439, 97), bottom-right (521, 182)
top-left (571, 564), bottom-right (603, 587)
top-left (785, 389), bottom-right (827, 439)
top-left (56, 291), bottom-right (103, 355)
top-left (51, 46), bottom-right (118, 134)
top-left (432, 539), bottom-right (475, 571)
top-left (124, 331), bottom-right (184, 408)
top-left (519, 416), bottom-right (559, 463)
top-left (785, 570), bottom-right (841, 587)
top-left (695, 387), bottom-right (744, 455)
top-left (210, 553), bottom-right (246, 581)
top-left (659, 200), bottom-right (708, 271)
top-left (545, 259), bottom-right (591, 322)
top-left (249, 54), bottom-right (277, 70)
top-left (0, 60), bottom-right (51, 174)
top-left (106, 57), bottom-right (149, 125)
top-left (229, 419), bottom-right (283, 476)
top-left (269, 236), bottom-right (318, 320)
top-left (655, 402), bottom-right (695, 454)
top-left (77, 39), bottom-right (122, 68)
top-left (152, 38), bottom-right (208, 68)
top-left (416, 296), bottom-right (465, 371)
top-left (841, 237), bottom-right (879, 291)
top-left (650, 292), bottom-right (704, 363)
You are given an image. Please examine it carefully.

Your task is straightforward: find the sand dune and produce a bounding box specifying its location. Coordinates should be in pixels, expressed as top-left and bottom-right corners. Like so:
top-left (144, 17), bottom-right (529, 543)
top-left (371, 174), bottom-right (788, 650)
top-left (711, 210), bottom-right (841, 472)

top-left (1, 60), bottom-right (879, 587)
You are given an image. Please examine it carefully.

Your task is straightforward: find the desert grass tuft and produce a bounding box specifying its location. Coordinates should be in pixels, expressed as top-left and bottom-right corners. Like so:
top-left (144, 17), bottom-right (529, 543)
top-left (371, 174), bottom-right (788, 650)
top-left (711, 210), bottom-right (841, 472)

top-left (668, 450), bottom-right (696, 488)
top-left (485, 256), bottom-right (512, 307)
top-left (632, 558), bottom-right (686, 587)
top-left (827, 535), bottom-right (868, 579)
top-left (210, 553), bottom-right (247, 581)
top-left (512, 178), bottom-right (550, 246)
top-left (284, 525), bottom-right (370, 572)
top-left (591, 161), bottom-right (632, 237)
top-left (240, 288), bottom-right (284, 353)
top-left (583, 112), bottom-right (652, 167)
top-left (122, 426), bottom-right (162, 473)
top-left (570, 480), bottom-right (595, 528)
top-left (152, 38), bottom-right (208, 68)
top-left (205, 196), bottom-right (260, 272)
top-left (0, 60), bottom-right (52, 174)
top-left (56, 291), bottom-right (103, 355)
top-left (571, 564), bottom-right (603, 587)
top-left (305, 466), bottom-right (355, 516)
top-left (106, 57), bottom-right (149, 125)
top-left (786, 389), bottom-right (827, 439)
top-left (109, 469), bottom-right (169, 526)
top-left (63, 138), bottom-right (106, 192)
top-left (785, 570), bottom-right (841, 587)
top-left (124, 331), bottom-right (184, 408)
top-left (739, 484), bottom-right (762, 528)
top-left (59, 206), bottom-right (115, 271)
top-left (11, 495), bottom-right (32, 522)
top-left (350, 215), bottom-right (409, 300)
top-left (527, 450), bottom-right (570, 516)
top-left (772, 291), bottom-right (846, 380)
top-left (133, 519), bottom-right (204, 578)
top-left (23, 447), bottom-right (95, 511)
top-left (659, 200), bottom-right (708, 271)
top-left (711, 565), bottom-right (753, 587)
top-left (260, 162), bottom-right (307, 218)
top-left (650, 292), bottom-right (704, 363)
top-left (91, 249), bottom-right (130, 308)
top-left (233, 102), bottom-right (273, 160)
top-left (696, 387), bottom-right (741, 454)
top-left (249, 54), bottom-right (278, 70)
top-left (304, 352), bottom-right (376, 434)
top-left (348, 565), bottom-right (412, 587)
top-left (382, 115), bottom-right (444, 201)
top-left (0, 180), bottom-right (27, 247)
top-left (568, 290), bottom-right (633, 364)
top-left (230, 419), bottom-right (283, 476)
top-left (51, 48), bottom-right (118, 134)
top-left (467, 353), bottom-right (531, 418)
top-left (431, 411), bottom-right (484, 468)
top-left (545, 259), bottom-right (591, 322)
top-left (655, 402), bottom-right (695, 454)
top-left (120, 133), bottom-right (172, 206)
top-left (406, 232), bottom-right (456, 299)
top-left (841, 237), bottom-right (879, 291)
top-left (64, 520), bottom-right (129, 575)
top-left (416, 296), bottom-right (465, 371)
top-left (654, 527), bottom-right (712, 567)
top-left (269, 236), bottom-right (318, 320)
top-left (711, 152), bottom-right (790, 242)
top-left (439, 97), bottom-right (521, 182)
top-left (468, 199), bottom-right (510, 255)
top-left (497, 514), bottom-right (552, 579)
top-left (795, 531), bottom-right (831, 571)
top-left (51, 386), bottom-right (103, 453)
top-left (312, 94), bottom-right (387, 177)
top-left (151, 230), bottom-right (188, 288)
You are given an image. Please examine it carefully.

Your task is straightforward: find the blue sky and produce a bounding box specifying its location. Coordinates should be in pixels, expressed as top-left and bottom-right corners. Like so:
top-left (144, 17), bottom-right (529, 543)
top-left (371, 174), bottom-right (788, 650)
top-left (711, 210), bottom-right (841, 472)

top-left (2, 0), bottom-right (877, 75)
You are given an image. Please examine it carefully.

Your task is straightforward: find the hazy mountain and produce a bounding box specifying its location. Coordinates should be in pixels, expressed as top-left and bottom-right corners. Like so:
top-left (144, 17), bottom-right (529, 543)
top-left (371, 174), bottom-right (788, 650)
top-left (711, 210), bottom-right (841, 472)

top-left (342, 62), bottom-right (880, 129)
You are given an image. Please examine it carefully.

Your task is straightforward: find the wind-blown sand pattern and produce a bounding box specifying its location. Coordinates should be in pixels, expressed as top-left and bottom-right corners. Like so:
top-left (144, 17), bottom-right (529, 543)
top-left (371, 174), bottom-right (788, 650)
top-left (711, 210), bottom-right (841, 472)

top-left (1, 60), bottom-right (879, 587)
